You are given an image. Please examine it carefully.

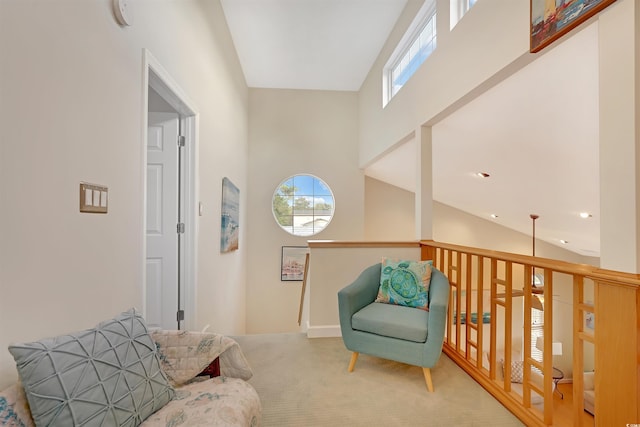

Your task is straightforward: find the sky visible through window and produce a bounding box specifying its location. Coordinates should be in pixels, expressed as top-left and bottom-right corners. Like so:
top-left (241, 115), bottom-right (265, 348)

top-left (392, 14), bottom-right (436, 93)
top-left (281, 175), bottom-right (331, 202)
top-left (273, 174), bottom-right (334, 236)
top-left (384, 1), bottom-right (437, 104)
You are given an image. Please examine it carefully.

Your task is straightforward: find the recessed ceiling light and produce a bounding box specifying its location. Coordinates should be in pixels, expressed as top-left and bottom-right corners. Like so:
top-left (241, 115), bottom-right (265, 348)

top-left (476, 172), bottom-right (490, 178)
top-left (560, 240), bottom-right (569, 244)
top-left (490, 214), bottom-right (498, 219)
top-left (579, 212), bottom-right (592, 219)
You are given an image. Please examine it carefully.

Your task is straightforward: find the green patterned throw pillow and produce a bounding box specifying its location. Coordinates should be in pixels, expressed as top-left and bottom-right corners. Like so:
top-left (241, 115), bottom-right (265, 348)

top-left (376, 258), bottom-right (432, 310)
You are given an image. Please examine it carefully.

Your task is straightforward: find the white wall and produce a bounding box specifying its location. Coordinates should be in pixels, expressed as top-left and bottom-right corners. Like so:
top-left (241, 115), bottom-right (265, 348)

top-left (247, 88), bottom-right (363, 333)
top-left (365, 176), bottom-right (415, 240)
top-left (598, 0), bottom-right (640, 273)
top-left (365, 176), bottom-right (599, 264)
top-left (0, 0), bottom-right (248, 389)
top-left (434, 202), bottom-right (599, 265)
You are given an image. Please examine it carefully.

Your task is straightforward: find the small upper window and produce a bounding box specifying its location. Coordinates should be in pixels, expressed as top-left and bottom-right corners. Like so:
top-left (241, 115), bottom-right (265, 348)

top-left (383, 0), bottom-right (437, 107)
top-left (272, 174), bottom-right (335, 236)
top-left (450, 0), bottom-right (477, 30)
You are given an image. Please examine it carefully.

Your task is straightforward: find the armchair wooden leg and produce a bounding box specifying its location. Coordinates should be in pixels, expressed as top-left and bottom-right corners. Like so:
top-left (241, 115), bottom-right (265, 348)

top-left (348, 352), bottom-right (359, 372)
top-left (422, 367), bottom-right (434, 392)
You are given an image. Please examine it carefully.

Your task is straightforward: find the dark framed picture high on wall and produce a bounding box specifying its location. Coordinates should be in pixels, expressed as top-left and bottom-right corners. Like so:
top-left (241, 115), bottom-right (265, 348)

top-left (530, 0), bottom-right (616, 53)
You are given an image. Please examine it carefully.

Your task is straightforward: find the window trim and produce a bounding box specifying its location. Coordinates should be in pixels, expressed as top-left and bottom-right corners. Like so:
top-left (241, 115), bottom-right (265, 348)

top-left (450, 0), bottom-right (477, 30)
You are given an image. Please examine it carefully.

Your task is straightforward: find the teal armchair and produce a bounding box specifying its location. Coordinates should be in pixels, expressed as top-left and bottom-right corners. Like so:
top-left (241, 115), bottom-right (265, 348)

top-left (338, 263), bottom-right (450, 391)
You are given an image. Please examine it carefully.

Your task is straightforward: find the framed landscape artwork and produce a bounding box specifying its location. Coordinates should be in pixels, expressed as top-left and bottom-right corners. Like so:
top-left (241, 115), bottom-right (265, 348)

top-left (281, 246), bottom-right (308, 281)
top-left (220, 177), bottom-right (239, 253)
top-left (530, 0), bottom-right (616, 53)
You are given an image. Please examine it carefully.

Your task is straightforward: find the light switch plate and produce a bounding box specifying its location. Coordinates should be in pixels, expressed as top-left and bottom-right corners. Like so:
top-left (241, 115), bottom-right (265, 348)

top-left (80, 183), bottom-right (108, 213)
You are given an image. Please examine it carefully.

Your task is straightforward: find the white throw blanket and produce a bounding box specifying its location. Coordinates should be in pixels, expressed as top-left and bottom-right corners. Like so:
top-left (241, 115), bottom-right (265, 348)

top-left (150, 330), bottom-right (253, 386)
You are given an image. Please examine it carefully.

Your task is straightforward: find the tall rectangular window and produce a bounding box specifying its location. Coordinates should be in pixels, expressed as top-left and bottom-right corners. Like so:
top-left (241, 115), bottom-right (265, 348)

top-left (383, 0), bottom-right (437, 107)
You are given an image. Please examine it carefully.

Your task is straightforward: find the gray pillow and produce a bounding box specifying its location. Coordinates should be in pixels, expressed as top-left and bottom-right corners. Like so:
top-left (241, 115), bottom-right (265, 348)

top-left (8, 309), bottom-right (174, 426)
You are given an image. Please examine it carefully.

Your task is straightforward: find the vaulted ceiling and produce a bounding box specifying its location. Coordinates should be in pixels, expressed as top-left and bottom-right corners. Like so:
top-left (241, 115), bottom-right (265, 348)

top-left (221, 1), bottom-right (600, 257)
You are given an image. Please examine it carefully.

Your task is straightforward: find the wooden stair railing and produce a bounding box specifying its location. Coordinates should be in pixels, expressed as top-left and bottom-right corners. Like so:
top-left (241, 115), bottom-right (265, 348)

top-left (421, 240), bottom-right (640, 427)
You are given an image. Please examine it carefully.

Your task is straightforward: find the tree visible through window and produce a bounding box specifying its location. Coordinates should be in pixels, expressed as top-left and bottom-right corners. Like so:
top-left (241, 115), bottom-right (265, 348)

top-left (272, 174), bottom-right (334, 236)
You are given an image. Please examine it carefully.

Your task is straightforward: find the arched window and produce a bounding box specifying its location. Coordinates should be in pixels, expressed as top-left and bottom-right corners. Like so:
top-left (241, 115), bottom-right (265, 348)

top-left (272, 174), bottom-right (335, 236)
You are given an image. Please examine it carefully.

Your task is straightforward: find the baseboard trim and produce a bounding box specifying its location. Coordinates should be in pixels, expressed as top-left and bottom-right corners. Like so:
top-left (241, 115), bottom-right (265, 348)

top-left (306, 324), bottom-right (341, 338)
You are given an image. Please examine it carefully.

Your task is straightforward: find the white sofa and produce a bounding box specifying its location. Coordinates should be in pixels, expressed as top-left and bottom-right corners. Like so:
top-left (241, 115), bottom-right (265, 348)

top-left (483, 350), bottom-right (544, 405)
top-left (583, 371), bottom-right (595, 415)
top-left (0, 310), bottom-right (261, 427)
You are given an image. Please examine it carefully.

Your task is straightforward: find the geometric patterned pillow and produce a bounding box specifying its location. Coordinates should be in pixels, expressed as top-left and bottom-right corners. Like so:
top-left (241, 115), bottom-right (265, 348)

top-left (375, 258), bottom-right (432, 310)
top-left (8, 309), bottom-right (174, 427)
top-left (501, 359), bottom-right (524, 384)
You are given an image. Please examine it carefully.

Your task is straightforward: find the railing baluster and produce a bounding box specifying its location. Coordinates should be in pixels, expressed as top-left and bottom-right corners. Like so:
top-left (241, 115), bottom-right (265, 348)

top-left (542, 269), bottom-right (553, 425)
top-left (573, 275), bottom-right (585, 426)
top-left (490, 258), bottom-right (498, 381)
top-left (465, 253), bottom-right (472, 360)
top-left (477, 255), bottom-right (484, 370)
top-left (523, 264), bottom-right (532, 409)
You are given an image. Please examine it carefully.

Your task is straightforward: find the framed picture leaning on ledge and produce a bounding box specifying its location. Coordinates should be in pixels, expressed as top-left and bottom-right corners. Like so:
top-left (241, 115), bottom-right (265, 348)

top-left (281, 246), bottom-right (308, 281)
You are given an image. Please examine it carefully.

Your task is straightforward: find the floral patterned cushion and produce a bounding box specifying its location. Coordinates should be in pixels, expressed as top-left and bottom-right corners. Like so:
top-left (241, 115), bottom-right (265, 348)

top-left (0, 378), bottom-right (261, 427)
top-left (0, 383), bottom-right (35, 427)
top-left (143, 377), bottom-right (261, 427)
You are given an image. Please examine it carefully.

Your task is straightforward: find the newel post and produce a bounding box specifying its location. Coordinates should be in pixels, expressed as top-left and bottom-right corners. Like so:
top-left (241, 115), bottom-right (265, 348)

top-left (593, 280), bottom-right (640, 425)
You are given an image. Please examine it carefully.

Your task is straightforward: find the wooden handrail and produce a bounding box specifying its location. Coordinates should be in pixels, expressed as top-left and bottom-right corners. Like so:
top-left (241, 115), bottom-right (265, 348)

top-left (308, 240), bottom-right (421, 248)
top-left (421, 239), bottom-right (640, 285)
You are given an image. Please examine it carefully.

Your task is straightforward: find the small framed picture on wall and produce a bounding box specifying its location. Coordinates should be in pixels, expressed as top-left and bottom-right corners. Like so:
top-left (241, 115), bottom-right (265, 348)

top-left (220, 177), bottom-right (239, 253)
top-left (281, 246), bottom-right (308, 281)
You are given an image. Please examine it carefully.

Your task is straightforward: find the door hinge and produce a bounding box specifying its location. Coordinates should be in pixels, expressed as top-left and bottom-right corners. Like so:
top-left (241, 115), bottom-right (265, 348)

top-left (177, 135), bottom-right (186, 147)
top-left (176, 310), bottom-right (185, 322)
top-left (177, 223), bottom-right (185, 234)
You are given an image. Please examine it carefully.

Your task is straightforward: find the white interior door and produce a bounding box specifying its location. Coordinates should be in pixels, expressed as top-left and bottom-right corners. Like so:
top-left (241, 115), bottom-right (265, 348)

top-left (146, 112), bottom-right (179, 330)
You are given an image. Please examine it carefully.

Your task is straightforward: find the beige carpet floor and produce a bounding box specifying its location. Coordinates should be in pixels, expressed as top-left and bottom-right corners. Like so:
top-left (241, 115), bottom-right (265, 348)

top-left (233, 333), bottom-right (524, 427)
